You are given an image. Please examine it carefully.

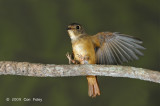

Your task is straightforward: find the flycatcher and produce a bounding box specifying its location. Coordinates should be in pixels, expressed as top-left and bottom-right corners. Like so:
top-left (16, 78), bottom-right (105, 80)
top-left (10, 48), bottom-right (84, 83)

top-left (66, 23), bottom-right (145, 97)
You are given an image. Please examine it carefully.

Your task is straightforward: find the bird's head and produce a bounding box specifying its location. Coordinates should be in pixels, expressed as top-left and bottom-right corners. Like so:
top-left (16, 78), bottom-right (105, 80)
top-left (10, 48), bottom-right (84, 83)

top-left (67, 23), bottom-right (85, 40)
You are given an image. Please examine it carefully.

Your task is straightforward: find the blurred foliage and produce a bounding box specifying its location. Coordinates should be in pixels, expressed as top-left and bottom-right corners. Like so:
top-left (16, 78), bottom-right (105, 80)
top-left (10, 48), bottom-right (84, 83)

top-left (0, 0), bottom-right (160, 106)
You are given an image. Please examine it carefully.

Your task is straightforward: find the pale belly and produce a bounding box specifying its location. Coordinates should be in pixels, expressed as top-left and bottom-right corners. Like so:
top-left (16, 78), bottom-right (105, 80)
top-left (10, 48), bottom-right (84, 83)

top-left (74, 43), bottom-right (88, 55)
top-left (72, 43), bottom-right (96, 64)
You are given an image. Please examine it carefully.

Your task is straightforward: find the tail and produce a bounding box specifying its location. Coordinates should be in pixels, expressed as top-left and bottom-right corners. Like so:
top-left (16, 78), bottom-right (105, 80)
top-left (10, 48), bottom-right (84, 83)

top-left (87, 76), bottom-right (100, 97)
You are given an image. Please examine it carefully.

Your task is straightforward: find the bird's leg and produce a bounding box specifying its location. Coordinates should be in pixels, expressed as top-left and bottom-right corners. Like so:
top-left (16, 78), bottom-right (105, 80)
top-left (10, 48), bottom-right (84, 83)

top-left (77, 54), bottom-right (89, 64)
top-left (66, 52), bottom-right (79, 64)
top-left (66, 52), bottom-right (74, 64)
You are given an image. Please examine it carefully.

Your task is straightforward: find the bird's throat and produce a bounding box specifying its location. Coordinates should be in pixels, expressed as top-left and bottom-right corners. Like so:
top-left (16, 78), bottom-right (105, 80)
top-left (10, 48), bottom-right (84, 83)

top-left (68, 30), bottom-right (78, 41)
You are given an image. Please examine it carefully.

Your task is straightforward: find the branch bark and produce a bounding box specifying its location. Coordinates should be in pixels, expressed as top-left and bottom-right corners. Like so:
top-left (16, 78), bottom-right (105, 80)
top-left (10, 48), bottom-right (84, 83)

top-left (0, 61), bottom-right (159, 83)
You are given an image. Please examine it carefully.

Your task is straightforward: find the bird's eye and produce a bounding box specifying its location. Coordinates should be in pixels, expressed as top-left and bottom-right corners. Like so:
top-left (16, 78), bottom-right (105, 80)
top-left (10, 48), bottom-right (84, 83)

top-left (76, 25), bottom-right (80, 29)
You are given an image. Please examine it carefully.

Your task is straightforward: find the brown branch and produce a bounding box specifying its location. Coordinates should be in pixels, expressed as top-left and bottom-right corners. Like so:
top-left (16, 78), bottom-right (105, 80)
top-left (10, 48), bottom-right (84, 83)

top-left (0, 61), bottom-right (159, 83)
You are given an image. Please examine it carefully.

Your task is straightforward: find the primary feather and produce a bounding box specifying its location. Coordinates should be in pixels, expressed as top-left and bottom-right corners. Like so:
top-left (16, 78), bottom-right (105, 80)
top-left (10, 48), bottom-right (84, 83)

top-left (92, 32), bottom-right (145, 65)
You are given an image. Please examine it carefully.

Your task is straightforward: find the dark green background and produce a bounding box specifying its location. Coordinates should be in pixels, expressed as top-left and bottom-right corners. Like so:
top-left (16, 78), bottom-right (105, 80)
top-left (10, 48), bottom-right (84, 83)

top-left (0, 0), bottom-right (160, 106)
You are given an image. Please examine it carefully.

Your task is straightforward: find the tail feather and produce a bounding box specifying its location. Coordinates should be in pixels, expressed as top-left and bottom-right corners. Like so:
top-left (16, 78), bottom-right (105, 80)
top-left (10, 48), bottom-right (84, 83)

top-left (87, 76), bottom-right (100, 97)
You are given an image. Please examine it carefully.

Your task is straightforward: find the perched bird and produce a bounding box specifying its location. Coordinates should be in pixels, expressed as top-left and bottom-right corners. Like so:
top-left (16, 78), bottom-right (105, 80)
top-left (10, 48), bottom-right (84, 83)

top-left (66, 23), bottom-right (145, 97)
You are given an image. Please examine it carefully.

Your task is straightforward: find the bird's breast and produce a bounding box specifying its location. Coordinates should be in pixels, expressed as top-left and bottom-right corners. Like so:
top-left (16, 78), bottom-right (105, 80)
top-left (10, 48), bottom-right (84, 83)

top-left (74, 43), bottom-right (87, 54)
top-left (72, 38), bottom-right (96, 64)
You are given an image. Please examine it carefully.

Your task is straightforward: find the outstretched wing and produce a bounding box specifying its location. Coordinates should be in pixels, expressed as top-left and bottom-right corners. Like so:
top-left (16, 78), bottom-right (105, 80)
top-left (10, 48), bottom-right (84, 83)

top-left (91, 32), bottom-right (145, 65)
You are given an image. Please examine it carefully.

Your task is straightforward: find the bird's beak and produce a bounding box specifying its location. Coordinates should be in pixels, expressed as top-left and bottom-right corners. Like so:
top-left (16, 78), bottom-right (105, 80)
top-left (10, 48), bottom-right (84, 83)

top-left (66, 27), bottom-right (70, 30)
top-left (66, 26), bottom-right (72, 30)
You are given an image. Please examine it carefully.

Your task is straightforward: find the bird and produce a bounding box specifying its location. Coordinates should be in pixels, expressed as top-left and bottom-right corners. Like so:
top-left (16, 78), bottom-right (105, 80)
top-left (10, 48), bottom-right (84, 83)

top-left (66, 23), bottom-right (145, 97)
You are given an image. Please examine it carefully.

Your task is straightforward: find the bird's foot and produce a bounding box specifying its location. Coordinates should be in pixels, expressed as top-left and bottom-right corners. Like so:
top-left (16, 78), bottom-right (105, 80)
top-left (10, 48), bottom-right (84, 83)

top-left (77, 54), bottom-right (89, 64)
top-left (66, 52), bottom-right (74, 64)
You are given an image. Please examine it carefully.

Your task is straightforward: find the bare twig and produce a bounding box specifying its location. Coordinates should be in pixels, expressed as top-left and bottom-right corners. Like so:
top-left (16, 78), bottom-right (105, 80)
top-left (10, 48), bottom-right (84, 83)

top-left (0, 61), bottom-right (159, 83)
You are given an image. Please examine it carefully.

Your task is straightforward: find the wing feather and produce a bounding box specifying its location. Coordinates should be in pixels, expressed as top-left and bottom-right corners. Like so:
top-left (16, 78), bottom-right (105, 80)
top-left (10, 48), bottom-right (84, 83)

top-left (111, 39), bottom-right (129, 62)
top-left (109, 42), bottom-right (122, 64)
top-left (107, 42), bottom-right (118, 64)
top-left (115, 39), bottom-right (139, 60)
top-left (92, 32), bottom-right (145, 65)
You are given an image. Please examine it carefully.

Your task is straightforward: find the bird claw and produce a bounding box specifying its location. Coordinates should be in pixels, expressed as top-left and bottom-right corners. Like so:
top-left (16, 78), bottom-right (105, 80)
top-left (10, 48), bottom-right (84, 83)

top-left (77, 54), bottom-right (89, 64)
top-left (66, 52), bottom-right (72, 64)
top-left (66, 52), bottom-right (78, 64)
